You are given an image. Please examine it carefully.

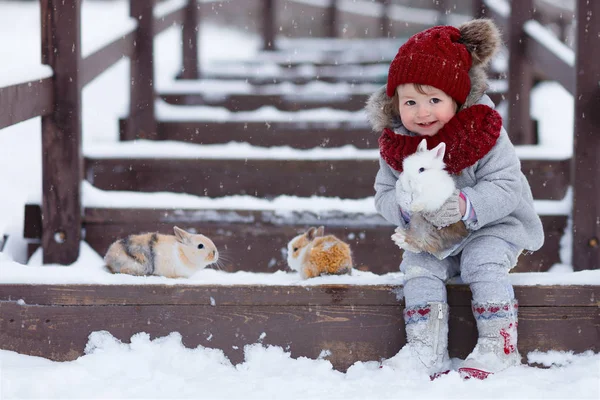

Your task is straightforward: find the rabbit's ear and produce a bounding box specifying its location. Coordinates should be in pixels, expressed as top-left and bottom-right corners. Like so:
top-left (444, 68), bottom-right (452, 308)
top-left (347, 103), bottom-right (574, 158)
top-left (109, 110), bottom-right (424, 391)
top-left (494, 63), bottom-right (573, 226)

top-left (315, 226), bottom-right (325, 237)
top-left (173, 226), bottom-right (190, 244)
top-left (432, 142), bottom-right (446, 161)
top-left (417, 138), bottom-right (428, 152)
top-left (306, 227), bottom-right (317, 241)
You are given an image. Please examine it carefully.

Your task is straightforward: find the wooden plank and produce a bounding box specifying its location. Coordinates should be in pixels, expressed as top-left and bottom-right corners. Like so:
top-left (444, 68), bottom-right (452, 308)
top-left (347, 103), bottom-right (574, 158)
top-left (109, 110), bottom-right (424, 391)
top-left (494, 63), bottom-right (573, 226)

top-left (507, 0), bottom-right (535, 145)
top-left (23, 206), bottom-right (565, 273)
top-left (0, 284), bottom-right (597, 307)
top-left (40, 0), bottom-right (83, 264)
top-left (178, 0), bottom-right (200, 80)
top-left (525, 21), bottom-right (575, 95)
top-left (572, 0), bottom-right (600, 271)
top-left (262, 0), bottom-right (276, 51)
top-left (124, 0), bottom-right (157, 141)
top-left (201, 66), bottom-right (387, 85)
top-left (155, 120), bottom-right (374, 148)
top-left (81, 31), bottom-right (135, 86)
top-left (84, 158), bottom-right (569, 201)
top-left (159, 93), bottom-right (370, 111)
top-left (0, 301), bottom-right (596, 371)
top-left (0, 78), bottom-right (54, 129)
top-left (154, 4), bottom-right (185, 35)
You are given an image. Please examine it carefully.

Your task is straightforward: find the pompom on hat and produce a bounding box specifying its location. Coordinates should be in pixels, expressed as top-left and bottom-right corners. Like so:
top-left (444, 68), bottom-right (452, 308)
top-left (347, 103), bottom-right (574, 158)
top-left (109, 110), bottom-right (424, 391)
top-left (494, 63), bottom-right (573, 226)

top-left (386, 20), bottom-right (501, 105)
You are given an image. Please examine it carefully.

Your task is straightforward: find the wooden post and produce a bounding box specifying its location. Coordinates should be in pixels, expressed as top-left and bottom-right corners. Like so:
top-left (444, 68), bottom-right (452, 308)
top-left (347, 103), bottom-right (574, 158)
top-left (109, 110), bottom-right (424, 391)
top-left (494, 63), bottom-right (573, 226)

top-left (507, 0), bottom-right (535, 145)
top-left (40, 0), bottom-right (82, 264)
top-left (326, 0), bottom-right (338, 38)
top-left (380, 0), bottom-right (391, 38)
top-left (180, 0), bottom-right (200, 79)
top-left (125, 0), bottom-right (157, 140)
top-left (472, 0), bottom-right (485, 18)
top-left (436, 0), bottom-right (448, 25)
top-left (262, 0), bottom-right (275, 51)
top-left (572, 0), bottom-right (600, 270)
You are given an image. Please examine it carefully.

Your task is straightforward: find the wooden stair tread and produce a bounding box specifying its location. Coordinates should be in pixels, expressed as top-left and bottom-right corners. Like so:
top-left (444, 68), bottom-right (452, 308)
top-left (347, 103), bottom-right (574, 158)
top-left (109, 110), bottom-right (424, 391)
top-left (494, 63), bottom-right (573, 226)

top-left (24, 206), bottom-right (567, 274)
top-left (83, 157), bottom-right (569, 201)
top-left (1, 283), bottom-right (597, 370)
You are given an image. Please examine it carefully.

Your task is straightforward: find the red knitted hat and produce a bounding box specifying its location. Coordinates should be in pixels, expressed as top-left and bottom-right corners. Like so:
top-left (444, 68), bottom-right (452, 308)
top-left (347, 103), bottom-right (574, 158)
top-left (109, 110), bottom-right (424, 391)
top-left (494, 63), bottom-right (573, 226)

top-left (386, 26), bottom-right (472, 104)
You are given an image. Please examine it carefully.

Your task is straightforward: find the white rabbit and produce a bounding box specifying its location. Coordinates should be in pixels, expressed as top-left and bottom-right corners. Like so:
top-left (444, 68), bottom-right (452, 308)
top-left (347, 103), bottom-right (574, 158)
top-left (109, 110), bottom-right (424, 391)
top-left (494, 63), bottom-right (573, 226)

top-left (105, 226), bottom-right (219, 278)
top-left (392, 139), bottom-right (468, 258)
top-left (399, 139), bottom-right (456, 213)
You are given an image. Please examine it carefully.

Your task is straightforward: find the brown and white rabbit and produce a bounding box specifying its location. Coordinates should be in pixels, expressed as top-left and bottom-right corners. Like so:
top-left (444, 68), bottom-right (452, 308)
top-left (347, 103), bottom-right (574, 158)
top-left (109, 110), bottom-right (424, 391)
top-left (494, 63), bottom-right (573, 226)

top-left (287, 226), bottom-right (353, 279)
top-left (105, 226), bottom-right (219, 278)
top-left (392, 139), bottom-right (469, 259)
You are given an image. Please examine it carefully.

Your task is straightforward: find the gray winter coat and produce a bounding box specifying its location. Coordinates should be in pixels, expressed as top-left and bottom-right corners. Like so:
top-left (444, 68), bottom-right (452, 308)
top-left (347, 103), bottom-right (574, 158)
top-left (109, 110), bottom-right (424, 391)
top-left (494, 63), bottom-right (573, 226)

top-left (367, 86), bottom-right (544, 254)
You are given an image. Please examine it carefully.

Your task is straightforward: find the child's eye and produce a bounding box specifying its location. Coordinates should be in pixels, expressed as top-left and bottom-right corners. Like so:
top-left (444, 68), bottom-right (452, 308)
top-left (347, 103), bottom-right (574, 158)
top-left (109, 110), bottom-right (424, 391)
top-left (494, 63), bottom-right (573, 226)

top-left (430, 98), bottom-right (441, 104)
top-left (405, 100), bottom-right (416, 106)
top-left (418, 167), bottom-right (425, 173)
top-left (197, 244), bottom-right (204, 249)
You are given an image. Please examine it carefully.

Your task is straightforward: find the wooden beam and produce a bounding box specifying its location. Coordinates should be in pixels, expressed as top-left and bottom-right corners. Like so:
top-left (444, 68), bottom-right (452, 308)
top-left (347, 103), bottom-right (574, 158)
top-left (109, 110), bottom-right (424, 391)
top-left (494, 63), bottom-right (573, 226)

top-left (507, 0), bottom-right (535, 145)
top-left (326, 0), bottom-right (338, 38)
top-left (40, 0), bottom-right (83, 264)
top-left (262, 0), bottom-right (276, 51)
top-left (524, 20), bottom-right (575, 95)
top-left (125, 0), bottom-right (157, 141)
top-left (23, 206), bottom-right (566, 274)
top-left (572, 0), bottom-right (600, 270)
top-left (0, 284), bottom-right (597, 307)
top-left (159, 92), bottom-right (370, 111)
top-left (0, 285), bottom-right (597, 370)
top-left (0, 78), bottom-right (54, 129)
top-left (179, 0), bottom-right (200, 80)
top-left (81, 31), bottom-right (135, 86)
top-left (83, 158), bottom-right (569, 201)
top-left (154, 5), bottom-right (185, 35)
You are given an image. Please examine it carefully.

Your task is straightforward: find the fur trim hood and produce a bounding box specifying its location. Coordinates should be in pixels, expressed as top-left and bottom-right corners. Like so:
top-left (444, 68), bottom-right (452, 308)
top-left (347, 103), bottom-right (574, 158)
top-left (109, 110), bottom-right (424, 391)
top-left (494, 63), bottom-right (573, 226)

top-left (365, 19), bottom-right (501, 133)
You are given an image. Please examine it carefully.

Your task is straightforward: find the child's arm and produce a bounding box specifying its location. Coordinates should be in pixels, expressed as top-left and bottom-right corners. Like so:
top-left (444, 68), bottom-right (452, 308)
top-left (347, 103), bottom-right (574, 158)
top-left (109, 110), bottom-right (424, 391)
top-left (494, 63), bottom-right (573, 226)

top-left (374, 157), bottom-right (409, 227)
top-left (460, 131), bottom-right (522, 230)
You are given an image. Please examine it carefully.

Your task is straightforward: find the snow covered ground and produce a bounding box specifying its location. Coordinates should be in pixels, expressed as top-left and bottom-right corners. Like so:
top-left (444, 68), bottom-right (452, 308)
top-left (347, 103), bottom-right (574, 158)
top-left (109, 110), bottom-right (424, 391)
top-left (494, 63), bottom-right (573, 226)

top-left (0, 1), bottom-right (598, 399)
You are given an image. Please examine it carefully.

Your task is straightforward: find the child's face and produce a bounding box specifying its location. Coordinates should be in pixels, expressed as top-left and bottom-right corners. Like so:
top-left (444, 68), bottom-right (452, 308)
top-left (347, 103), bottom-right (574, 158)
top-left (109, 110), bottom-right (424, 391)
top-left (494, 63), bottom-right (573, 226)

top-left (396, 84), bottom-right (457, 136)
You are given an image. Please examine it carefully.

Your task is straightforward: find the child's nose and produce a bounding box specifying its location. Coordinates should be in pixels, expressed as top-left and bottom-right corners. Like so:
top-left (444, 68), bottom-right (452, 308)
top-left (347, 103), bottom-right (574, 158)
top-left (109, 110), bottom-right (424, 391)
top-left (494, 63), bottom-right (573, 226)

top-left (417, 105), bottom-right (431, 117)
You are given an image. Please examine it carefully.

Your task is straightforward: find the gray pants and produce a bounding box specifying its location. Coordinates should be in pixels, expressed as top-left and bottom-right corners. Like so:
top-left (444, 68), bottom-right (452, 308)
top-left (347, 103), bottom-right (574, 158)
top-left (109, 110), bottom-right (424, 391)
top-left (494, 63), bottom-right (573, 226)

top-left (400, 236), bottom-right (521, 307)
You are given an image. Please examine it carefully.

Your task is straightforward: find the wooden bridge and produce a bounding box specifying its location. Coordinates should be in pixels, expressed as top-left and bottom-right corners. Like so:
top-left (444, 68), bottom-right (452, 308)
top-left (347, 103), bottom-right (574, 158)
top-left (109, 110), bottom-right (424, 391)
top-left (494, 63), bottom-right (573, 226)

top-left (0, 0), bottom-right (598, 371)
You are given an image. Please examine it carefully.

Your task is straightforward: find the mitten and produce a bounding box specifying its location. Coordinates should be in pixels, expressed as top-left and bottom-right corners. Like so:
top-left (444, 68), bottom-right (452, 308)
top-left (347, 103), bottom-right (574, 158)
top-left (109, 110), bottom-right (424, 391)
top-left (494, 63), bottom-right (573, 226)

top-left (422, 189), bottom-right (462, 228)
top-left (395, 178), bottom-right (412, 212)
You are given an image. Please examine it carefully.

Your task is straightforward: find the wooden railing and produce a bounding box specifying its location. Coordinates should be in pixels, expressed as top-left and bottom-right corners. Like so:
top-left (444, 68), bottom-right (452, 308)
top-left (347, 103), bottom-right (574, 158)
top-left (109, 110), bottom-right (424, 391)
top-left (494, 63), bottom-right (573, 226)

top-left (0, 0), bottom-right (194, 264)
top-left (474, 0), bottom-right (599, 271)
top-left (1, 0), bottom-right (597, 270)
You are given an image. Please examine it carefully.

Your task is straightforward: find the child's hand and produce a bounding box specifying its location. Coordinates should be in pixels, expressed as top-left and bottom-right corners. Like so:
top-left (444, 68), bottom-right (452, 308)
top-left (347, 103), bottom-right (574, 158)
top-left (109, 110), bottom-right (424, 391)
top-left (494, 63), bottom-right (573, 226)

top-left (391, 227), bottom-right (421, 253)
top-left (422, 189), bottom-right (463, 228)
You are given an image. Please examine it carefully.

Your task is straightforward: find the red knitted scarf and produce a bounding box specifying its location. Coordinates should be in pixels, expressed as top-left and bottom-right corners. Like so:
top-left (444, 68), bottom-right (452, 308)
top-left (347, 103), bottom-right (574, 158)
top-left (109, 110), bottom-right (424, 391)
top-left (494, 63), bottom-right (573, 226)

top-left (378, 105), bottom-right (502, 175)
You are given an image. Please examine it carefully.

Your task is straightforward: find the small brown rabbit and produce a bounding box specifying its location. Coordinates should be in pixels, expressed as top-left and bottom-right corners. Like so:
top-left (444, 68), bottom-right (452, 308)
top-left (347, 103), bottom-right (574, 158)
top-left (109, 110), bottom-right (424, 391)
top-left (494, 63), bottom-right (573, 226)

top-left (104, 226), bottom-right (218, 278)
top-left (287, 226), bottom-right (353, 279)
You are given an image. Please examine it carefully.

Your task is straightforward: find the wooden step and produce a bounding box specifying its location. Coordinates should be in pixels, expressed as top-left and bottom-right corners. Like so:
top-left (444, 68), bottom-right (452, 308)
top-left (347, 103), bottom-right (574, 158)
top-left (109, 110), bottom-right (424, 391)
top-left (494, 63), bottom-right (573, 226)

top-left (84, 157), bottom-right (569, 201)
top-left (201, 65), bottom-right (388, 85)
top-left (24, 206), bottom-right (567, 273)
top-left (159, 92), bottom-right (370, 111)
top-left (1, 283), bottom-right (597, 371)
top-left (147, 120), bottom-right (375, 148)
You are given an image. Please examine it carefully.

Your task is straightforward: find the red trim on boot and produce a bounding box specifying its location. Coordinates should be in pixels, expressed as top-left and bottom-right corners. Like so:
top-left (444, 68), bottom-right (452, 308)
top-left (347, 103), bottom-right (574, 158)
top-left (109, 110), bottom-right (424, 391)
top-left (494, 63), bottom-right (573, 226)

top-left (430, 369), bottom-right (451, 381)
top-left (458, 367), bottom-right (492, 380)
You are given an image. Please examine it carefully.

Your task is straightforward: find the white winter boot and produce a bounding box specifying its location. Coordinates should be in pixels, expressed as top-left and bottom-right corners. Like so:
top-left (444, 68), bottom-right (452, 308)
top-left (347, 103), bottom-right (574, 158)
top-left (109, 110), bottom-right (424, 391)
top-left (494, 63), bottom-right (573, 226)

top-left (459, 300), bottom-right (520, 380)
top-left (403, 302), bottom-right (451, 380)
